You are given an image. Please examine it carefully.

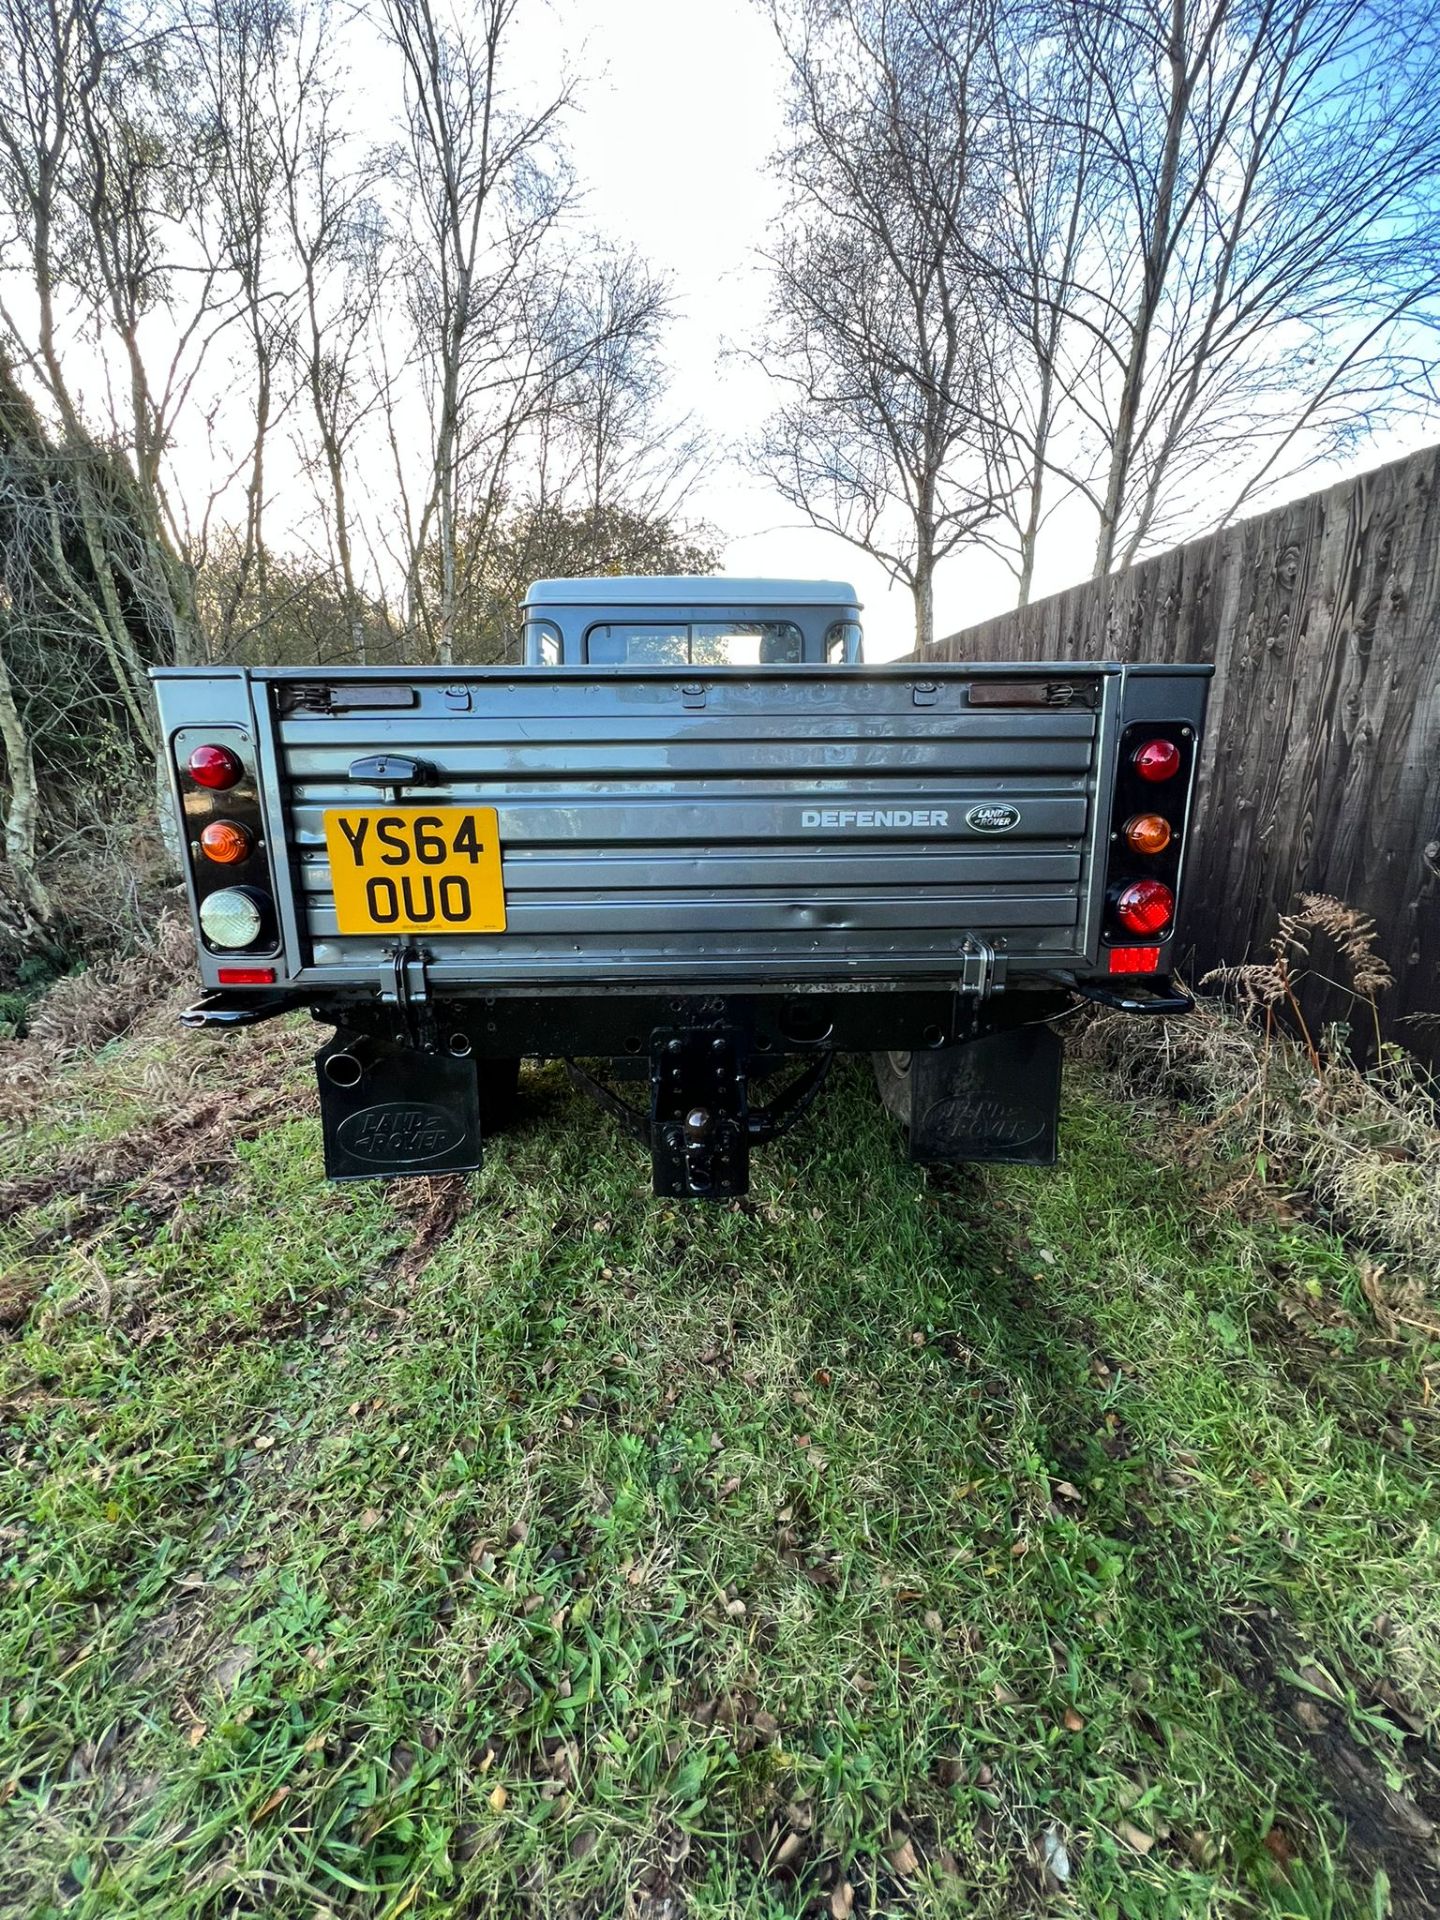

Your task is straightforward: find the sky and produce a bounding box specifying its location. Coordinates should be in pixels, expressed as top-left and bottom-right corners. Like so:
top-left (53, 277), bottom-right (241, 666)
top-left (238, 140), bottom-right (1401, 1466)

top-left (543, 0), bottom-right (1036, 661)
top-left (536, 0), bottom-right (1438, 661)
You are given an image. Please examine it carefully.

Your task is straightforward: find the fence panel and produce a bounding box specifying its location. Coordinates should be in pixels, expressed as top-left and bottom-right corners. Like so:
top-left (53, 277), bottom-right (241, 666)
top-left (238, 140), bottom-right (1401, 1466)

top-left (923, 447), bottom-right (1440, 1047)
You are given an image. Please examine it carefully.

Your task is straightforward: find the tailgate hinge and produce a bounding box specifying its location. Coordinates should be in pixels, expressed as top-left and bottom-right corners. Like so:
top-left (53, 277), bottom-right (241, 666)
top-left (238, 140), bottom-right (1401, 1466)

top-left (958, 935), bottom-right (1003, 997)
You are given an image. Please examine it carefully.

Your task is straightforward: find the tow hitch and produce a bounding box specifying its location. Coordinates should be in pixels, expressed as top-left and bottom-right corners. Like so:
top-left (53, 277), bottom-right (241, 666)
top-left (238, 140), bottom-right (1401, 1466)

top-left (650, 1028), bottom-right (751, 1199)
top-left (566, 1029), bottom-right (831, 1199)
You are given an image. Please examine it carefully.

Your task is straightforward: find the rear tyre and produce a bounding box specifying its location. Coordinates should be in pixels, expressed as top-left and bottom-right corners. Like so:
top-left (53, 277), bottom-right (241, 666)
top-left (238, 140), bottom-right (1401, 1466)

top-left (871, 1050), bottom-right (914, 1131)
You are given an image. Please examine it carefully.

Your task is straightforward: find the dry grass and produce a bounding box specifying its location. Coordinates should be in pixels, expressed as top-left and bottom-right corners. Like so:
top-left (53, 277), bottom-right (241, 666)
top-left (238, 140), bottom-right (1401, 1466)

top-left (23, 907), bottom-right (196, 1054)
top-left (1080, 989), bottom-right (1440, 1305)
top-left (0, 906), bottom-right (197, 1115)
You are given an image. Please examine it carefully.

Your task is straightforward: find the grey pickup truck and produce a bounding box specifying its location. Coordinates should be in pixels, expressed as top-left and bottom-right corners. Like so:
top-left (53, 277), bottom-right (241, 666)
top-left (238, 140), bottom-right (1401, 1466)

top-left (153, 575), bottom-right (1210, 1197)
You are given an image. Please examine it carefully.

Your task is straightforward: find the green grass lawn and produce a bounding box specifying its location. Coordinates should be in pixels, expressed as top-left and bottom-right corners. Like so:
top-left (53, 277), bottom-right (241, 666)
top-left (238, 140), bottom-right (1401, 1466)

top-left (2, 1019), bottom-right (1438, 1919)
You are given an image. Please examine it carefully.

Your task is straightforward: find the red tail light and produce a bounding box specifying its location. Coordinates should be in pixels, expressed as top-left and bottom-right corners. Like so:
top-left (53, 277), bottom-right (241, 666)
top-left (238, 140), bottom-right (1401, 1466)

top-left (187, 743), bottom-right (243, 790)
top-left (1133, 738), bottom-right (1181, 783)
top-left (1115, 878), bottom-right (1175, 935)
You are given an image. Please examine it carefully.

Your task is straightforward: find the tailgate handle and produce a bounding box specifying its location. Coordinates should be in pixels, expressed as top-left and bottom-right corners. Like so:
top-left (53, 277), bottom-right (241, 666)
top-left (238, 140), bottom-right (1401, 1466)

top-left (347, 753), bottom-right (437, 800)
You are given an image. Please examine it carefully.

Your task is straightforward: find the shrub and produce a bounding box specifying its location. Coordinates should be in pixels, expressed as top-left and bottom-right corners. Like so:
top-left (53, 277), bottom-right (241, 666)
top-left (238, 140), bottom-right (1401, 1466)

top-left (1081, 895), bottom-right (1439, 1307)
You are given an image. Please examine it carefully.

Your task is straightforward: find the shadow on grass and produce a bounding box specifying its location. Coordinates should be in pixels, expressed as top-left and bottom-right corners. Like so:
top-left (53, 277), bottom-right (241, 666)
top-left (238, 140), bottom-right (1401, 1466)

top-left (2, 1047), bottom-right (1438, 1918)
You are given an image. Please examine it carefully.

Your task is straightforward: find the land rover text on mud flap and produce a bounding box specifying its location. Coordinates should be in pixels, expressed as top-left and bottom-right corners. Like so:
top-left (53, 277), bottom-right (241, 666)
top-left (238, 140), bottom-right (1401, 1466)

top-left (153, 576), bottom-right (1210, 1197)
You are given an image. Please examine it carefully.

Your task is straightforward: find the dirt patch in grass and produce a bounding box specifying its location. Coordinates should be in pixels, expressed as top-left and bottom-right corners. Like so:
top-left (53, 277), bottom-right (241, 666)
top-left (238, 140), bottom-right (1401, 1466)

top-left (2, 1036), bottom-right (313, 1253)
top-left (1214, 1610), bottom-right (1440, 1920)
top-left (383, 1173), bottom-right (474, 1290)
top-left (0, 1266), bottom-right (44, 1332)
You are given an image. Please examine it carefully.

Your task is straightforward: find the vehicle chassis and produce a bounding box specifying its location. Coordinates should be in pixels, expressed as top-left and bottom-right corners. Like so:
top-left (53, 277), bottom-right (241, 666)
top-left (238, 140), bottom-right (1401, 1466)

top-left (184, 962), bottom-right (1185, 1197)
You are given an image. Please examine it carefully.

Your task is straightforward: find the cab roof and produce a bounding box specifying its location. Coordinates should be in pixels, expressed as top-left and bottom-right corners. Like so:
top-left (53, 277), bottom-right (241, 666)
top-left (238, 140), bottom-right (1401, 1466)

top-left (523, 575), bottom-right (861, 609)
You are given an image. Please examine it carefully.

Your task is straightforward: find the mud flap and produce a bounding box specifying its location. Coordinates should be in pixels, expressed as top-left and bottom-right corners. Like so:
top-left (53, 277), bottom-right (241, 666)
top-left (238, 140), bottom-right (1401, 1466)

top-left (879, 1025), bottom-right (1062, 1166)
top-left (316, 1035), bottom-right (481, 1180)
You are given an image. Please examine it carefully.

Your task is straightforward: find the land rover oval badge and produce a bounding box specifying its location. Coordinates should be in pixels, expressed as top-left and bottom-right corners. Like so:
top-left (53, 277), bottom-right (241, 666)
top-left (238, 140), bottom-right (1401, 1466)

top-left (966, 803), bottom-right (1021, 833)
top-left (337, 1102), bottom-right (466, 1166)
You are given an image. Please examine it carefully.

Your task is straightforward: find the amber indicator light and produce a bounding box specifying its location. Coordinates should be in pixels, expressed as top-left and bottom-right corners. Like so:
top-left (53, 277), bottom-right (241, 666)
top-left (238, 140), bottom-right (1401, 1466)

top-left (198, 819), bottom-right (253, 864)
top-left (1123, 812), bottom-right (1173, 855)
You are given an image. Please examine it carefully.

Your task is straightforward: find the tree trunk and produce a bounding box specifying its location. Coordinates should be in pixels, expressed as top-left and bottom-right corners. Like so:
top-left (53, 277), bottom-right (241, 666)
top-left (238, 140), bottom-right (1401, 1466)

top-left (1092, 350), bottom-right (1143, 577)
top-left (0, 620), bottom-right (51, 926)
top-left (1016, 456), bottom-right (1043, 608)
top-left (912, 555), bottom-right (935, 654)
top-left (437, 463), bottom-right (456, 668)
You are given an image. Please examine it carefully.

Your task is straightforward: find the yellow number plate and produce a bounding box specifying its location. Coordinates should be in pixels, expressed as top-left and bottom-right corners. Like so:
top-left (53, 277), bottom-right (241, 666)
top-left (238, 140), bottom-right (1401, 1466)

top-left (323, 807), bottom-right (506, 935)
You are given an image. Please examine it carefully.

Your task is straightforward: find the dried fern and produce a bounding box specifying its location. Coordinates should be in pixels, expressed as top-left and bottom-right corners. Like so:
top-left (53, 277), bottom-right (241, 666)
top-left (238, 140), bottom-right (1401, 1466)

top-left (1203, 890), bottom-right (1394, 1067)
top-left (1081, 898), bottom-right (1439, 1313)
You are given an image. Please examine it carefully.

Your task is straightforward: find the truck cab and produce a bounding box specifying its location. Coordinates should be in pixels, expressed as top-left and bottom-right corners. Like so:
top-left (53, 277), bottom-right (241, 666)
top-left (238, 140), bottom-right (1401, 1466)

top-left (520, 576), bottom-right (865, 668)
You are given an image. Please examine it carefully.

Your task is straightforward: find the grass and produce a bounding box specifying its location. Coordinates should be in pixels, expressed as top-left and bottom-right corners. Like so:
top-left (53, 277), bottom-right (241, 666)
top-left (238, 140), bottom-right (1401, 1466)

top-left (2, 1014), bottom-right (1439, 1919)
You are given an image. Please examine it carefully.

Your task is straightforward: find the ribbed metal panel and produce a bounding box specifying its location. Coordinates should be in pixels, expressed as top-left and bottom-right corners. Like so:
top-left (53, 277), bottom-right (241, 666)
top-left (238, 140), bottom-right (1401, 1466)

top-left (267, 669), bottom-right (1109, 983)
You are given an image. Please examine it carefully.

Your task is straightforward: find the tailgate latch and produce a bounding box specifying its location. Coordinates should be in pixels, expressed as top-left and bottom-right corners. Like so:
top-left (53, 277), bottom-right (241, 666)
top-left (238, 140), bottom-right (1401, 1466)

top-left (958, 935), bottom-right (1001, 997)
top-left (347, 753), bottom-right (437, 800)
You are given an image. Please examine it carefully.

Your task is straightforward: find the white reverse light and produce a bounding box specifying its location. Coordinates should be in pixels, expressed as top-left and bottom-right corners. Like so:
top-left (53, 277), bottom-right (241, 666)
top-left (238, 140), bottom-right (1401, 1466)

top-left (198, 886), bottom-right (265, 949)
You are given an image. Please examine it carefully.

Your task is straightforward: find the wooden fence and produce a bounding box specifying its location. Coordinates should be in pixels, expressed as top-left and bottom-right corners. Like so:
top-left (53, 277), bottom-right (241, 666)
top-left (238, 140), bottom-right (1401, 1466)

top-left (923, 445), bottom-right (1440, 1050)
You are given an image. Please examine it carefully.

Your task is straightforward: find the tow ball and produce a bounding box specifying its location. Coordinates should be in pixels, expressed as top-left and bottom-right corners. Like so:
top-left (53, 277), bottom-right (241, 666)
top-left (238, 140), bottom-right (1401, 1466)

top-left (650, 1029), bottom-right (750, 1199)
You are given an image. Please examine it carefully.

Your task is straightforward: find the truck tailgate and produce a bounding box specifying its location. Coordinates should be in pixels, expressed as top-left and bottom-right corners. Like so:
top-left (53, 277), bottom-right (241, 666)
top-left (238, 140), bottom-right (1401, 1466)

top-left (262, 666), bottom-right (1117, 986)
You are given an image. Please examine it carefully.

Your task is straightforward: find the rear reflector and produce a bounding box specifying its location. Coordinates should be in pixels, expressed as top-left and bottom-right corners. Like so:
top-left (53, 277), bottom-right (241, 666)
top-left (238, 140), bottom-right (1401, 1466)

top-left (1108, 946), bottom-right (1161, 975)
top-left (216, 965), bottom-right (276, 985)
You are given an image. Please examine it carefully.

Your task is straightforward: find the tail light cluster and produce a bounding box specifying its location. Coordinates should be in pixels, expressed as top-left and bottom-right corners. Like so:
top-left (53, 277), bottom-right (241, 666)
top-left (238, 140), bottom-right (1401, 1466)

top-left (173, 727), bottom-right (278, 969)
top-left (1103, 722), bottom-right (1195, 974)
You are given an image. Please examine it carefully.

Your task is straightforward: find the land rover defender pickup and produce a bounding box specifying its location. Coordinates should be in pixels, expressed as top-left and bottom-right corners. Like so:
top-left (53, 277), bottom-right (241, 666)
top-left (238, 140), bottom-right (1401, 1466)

top-left (153, 575), bottom-right (1210, 1197)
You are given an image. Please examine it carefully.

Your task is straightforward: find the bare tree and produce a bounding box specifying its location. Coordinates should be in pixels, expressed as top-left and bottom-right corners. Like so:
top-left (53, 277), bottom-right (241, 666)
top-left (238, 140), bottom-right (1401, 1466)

top-left (754, 0), bottom-right (1011, 651)
top-left (546, 248), bottom-right (705, 524)
top-left (178, 0), bottom-right (302, 655)
top-left (378, 0), bottom-right (575, 664)
top-left (973, 10), bottom-right (1106, 605)
top-left (0, 0), bottom-right (197, 728)
top-left (1042, 0), bottom-right (1440, 576)
top-left (270, 5), bottom-right (384, 663)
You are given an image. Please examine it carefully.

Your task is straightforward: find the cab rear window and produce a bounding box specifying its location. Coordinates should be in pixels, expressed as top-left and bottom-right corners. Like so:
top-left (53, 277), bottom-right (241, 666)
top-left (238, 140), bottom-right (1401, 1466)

top-left (586, 621), bottom-right (804, 665)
